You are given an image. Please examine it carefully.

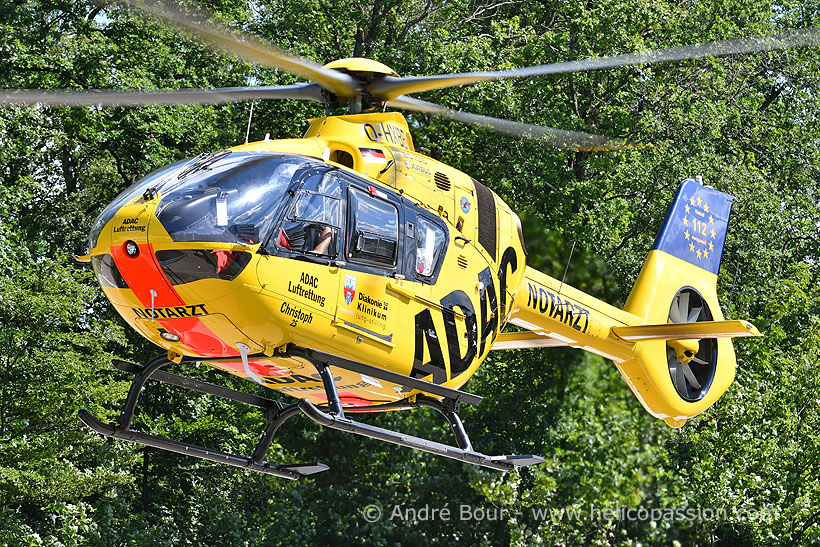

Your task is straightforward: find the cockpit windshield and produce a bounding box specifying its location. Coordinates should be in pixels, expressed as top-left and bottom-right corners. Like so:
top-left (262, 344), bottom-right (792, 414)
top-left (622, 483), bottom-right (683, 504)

top-left (89, 157), bottom-right (190, 250)
top-left (155, 153), bottom-right (317, 245)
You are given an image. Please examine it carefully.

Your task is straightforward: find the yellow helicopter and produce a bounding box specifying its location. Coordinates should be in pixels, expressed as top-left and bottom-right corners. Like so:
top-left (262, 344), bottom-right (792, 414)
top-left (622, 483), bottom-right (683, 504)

top-left (11, 2), bottom-right (815, 480)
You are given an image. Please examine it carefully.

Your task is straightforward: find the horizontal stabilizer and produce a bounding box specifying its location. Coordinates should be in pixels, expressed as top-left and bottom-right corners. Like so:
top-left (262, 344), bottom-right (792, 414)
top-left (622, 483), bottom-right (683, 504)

top-left (491, 331), bottom-right (569, 350)
top-left (611, 320), bottom-right (761, 341)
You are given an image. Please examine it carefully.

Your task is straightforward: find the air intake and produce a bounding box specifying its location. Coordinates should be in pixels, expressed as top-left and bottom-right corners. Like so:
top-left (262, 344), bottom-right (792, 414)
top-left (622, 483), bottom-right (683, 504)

top-left (434, 172), bottom-right (452, 191)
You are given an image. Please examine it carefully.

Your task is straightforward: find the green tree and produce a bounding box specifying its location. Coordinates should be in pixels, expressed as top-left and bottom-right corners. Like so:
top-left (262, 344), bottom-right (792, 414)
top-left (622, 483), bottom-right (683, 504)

top-left (1, 0), bottom-right (819, 545)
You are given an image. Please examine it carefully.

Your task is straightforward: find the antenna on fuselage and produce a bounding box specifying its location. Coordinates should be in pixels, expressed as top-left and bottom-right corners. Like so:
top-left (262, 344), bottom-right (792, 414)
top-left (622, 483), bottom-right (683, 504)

top-left (558, 240), bottom-right (577, 295)
top-left (244, 100), bottom-right (255, 144)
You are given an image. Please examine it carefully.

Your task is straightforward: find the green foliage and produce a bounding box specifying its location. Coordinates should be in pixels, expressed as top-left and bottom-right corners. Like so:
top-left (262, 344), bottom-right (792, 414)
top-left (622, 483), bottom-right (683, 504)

top-left (1, 0), bottom-right (819, 545)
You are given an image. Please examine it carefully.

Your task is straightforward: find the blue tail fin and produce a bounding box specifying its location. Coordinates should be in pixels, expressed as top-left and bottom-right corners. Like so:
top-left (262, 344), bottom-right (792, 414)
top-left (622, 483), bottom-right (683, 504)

top-left (652, 178), bottom-right (734, 275)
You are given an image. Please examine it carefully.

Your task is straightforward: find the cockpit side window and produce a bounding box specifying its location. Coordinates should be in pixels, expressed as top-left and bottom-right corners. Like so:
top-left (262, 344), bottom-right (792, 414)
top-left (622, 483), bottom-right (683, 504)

top-left (275, 173), bottom-right (343, 257)
top-left (298, 170), bottom-right (344, 197)
top-left (347, 187), bottom-right (399, 268)
top-left (415, 216), bottom-right (446, 277)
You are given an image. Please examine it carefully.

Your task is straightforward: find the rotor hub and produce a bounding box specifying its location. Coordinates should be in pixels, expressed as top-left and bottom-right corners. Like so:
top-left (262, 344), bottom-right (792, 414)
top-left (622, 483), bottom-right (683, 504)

top-left (322, 58), bottom-right (399, 78)
top-left (320, 58), bottom-right (401, 114)
top-left (668, 338), bottom-right (700, 364)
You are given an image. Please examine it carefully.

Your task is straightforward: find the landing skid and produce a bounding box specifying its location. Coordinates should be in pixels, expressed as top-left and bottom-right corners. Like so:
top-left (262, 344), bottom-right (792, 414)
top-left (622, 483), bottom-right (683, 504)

top-left (79, 348), bottom-right (544, 478)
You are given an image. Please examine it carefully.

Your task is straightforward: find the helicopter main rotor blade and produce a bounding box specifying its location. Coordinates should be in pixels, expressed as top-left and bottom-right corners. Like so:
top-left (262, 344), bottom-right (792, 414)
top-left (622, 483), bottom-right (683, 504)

top-left (372, 27), bottom-right (820, 100)
top-left (0, 83), bottom-right (324, 106)
top-left (388, 95), bottom-right (623, 151)
top-left (131, 0), bottom-right (358, 98)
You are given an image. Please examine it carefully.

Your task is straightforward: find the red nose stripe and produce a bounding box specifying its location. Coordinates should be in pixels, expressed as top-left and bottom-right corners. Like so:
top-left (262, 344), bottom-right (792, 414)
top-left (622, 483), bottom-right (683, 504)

top-left (158, 317), bottom-right (239, 357)
top-left (312, 392), bottom-right (374, 407)
top-left (110, 243), bottom-right (244, 359)
top-left (214, 359), bottom-right (292, 378)
top-left (110, 243), bottom-right (183, 308)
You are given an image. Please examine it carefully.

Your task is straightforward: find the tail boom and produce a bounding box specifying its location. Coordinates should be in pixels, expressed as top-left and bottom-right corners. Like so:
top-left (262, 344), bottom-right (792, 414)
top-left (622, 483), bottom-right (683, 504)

top-left (507, 266), bottom-right (640, 363)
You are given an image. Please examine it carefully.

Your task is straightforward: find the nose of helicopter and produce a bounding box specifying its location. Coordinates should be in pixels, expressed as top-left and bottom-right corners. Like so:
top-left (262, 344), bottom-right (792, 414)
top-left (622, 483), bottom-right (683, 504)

top-left (89, 151), bottom-right (318, 362)
top-left (107, 238), bottom-right (242, 356)
top-left (98, 194), bottom-right (256, 359)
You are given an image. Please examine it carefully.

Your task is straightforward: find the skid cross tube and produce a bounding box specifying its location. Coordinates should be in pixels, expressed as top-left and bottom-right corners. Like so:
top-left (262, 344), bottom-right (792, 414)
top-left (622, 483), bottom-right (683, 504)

top-left (177, 348), bottom-right (483, 405)
top-left (288, 347), bottom-right (483, 406)
top-left (117, 354), bottom-right (169, 430)
top-left (421, 397), bottom-right (473, 452)
top-left (111, 359), bottom-right (280, 409)
top-left (251, 403), bottom-right (302, 465)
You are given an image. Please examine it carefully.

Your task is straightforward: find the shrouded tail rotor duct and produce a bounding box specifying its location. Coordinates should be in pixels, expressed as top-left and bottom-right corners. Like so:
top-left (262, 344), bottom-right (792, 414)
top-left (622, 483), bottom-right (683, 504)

top-left (667, 288), bottom-right (717, 402)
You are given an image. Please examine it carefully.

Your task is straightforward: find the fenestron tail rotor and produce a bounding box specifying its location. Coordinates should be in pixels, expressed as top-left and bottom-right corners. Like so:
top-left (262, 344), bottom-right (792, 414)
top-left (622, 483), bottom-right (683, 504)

top-left (666, 289), bottom-right (716, 402)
